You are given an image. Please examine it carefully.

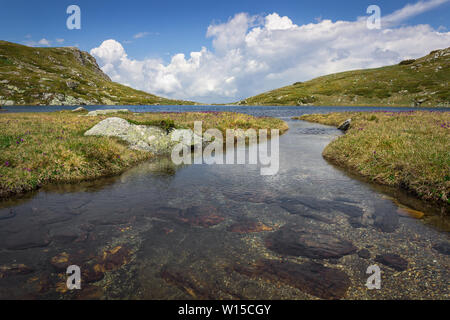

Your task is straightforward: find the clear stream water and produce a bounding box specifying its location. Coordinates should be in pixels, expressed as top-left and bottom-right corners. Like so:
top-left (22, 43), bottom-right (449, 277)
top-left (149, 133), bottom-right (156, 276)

top-left (0, 106), bottom-right (448, 299)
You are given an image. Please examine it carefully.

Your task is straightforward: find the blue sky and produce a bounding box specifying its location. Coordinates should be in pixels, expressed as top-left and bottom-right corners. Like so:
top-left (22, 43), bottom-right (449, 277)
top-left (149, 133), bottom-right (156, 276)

top-left (1, 0), bottom-right (449, 61)
top-left (1, 0), bottom-right (449, 102)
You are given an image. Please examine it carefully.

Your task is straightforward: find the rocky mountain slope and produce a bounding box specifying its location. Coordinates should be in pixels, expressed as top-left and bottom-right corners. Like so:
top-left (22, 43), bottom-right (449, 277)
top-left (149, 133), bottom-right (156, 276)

top-left (0, 41), bottom-right (194, 106)
top-left (238, 48), bottom-right (450, 107)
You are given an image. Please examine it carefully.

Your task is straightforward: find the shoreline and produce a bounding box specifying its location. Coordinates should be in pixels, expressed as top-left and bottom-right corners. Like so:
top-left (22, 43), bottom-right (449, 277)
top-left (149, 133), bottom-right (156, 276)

top-left (296, 112), bottom-right (450, 209)
top-left (2, 103), bottom-right (450, 108)
top-left (0, 111), bottom-right (288, 201)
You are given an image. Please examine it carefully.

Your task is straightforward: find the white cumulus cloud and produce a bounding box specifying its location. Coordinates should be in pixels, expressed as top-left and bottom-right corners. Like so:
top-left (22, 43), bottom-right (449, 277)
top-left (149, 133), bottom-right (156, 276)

top-left (38, 38), bottom-right (51, 46)
top-left (90, 0), bottom-right (450, 103)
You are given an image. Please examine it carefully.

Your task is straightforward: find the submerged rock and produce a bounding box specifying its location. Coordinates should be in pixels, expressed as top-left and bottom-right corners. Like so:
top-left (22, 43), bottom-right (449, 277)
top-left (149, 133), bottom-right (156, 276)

top-left (357, 249), bottom-right (371, 259)
top-left (223, 189), bottom-right (277, 204)
top-left (265, 224), bottom-right (357, 259)
top-left (233, 259), bottom-right (351, 300)
top-left (49, 227), bottom-right (86, 244)
top-left (432, 242), bottom-right (450, 255)
top-left (279, 202), bottom-right (334, 223)
top-left (4, 229), bottom-right (50, 250)
top-left (153, 206), bottom-right (224, 228)
top-left (373, 202), bottom-right (399, 233)
top-left (179, 206), bottom-right (225, 227)
top-left (348, 217), bottom-right (365, 229)
top-left (375, 254), bottom-right (408, 271)
top-left (0, 264), bottom-right (34, 278)
top-left (160, 266), bottom-right (217, 299)
top-left (277, 196), bottom-right (364, 218)
top-left (0, 209), bottom-right (16, 220)
top-left (93, 246), bottom-right (131, 273)
top-left (48, 249), bottom-right (114, 291)
top-left (276, 196), bottom-right (364, 226)
top-left (227, 219), bottom-right (274, 234)
top-left (50, 252), bottom-right (74, 271)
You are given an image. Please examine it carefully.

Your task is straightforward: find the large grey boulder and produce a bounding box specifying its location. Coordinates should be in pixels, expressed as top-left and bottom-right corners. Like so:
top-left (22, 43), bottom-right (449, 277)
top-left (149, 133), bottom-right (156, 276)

top-left (84, 117), bottom-right (176, 154)
top-left (85, 117), bottom-right (204, 155)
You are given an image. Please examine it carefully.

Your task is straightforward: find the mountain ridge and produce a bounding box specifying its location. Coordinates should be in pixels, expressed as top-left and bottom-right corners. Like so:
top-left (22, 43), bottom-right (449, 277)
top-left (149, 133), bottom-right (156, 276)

top-left (0, 40), bottom-right (195, 106)
top-left (236, 48), bottom-right (450, 107)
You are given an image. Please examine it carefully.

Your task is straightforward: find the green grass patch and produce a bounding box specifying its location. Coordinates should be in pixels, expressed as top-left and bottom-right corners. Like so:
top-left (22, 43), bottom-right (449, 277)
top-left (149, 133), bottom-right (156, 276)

top-left (296, 111), bottom-right (450, 204)
top-left (127, 119), bottom-right (178, 133)
top-left (0, 111), bottom-right (288, 199)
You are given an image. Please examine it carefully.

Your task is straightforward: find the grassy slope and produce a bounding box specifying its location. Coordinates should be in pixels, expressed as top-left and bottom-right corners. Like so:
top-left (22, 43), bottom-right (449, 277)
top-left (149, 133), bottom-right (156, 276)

top-left (0, 111), bottom-right (288, 199)
top-left (297, 112), bottom-right (450, 204)
top-left (0, 40), bottom-right (194, 106)
top-left (240, 48), bottom-right (450, 107)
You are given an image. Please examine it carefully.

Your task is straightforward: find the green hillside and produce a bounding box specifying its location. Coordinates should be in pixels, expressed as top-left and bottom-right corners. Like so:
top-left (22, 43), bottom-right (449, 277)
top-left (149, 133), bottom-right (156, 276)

top-left (238, 48), bottom-right (450, 107)
top-left (0, 40), bottom-right (195, 106)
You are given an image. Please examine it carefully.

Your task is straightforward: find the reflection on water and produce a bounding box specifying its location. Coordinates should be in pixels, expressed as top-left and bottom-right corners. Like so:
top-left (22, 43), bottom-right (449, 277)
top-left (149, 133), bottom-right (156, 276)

top-left (0, 108), bottom-right (449, 300)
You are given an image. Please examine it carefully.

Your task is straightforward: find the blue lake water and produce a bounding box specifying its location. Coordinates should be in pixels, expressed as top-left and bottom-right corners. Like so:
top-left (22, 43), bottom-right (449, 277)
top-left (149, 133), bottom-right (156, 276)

top-left (3, 104), bottom-right (450, 118)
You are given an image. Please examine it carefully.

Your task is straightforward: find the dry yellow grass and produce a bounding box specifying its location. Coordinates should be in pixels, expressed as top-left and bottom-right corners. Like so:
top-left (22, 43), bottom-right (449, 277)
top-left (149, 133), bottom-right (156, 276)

top-left (297, 111), bottom-right (450, 204)
top-left (0, 111), bottom-right (288, 199)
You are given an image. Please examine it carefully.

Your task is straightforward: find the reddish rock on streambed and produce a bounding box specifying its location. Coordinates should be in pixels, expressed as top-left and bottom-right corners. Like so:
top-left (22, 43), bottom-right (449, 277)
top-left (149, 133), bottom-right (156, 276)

top-left (153, 206), bottom-right (225, 227)
top-left (227, 219), bottom-right (274, 233)
top-left (50, 245), bottom-right (133, 288)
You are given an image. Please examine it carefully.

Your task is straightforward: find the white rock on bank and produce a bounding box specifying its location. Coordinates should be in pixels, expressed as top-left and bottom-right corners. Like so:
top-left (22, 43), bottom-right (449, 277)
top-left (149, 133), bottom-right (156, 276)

top-left (72, 107), bottom-right (87, 112)
top-left (0, 100), bottom-right (15, 106)
top-left (84, 117), bottom-right (177, 155)
top-left (86, 109), bottom-right (130, 116)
